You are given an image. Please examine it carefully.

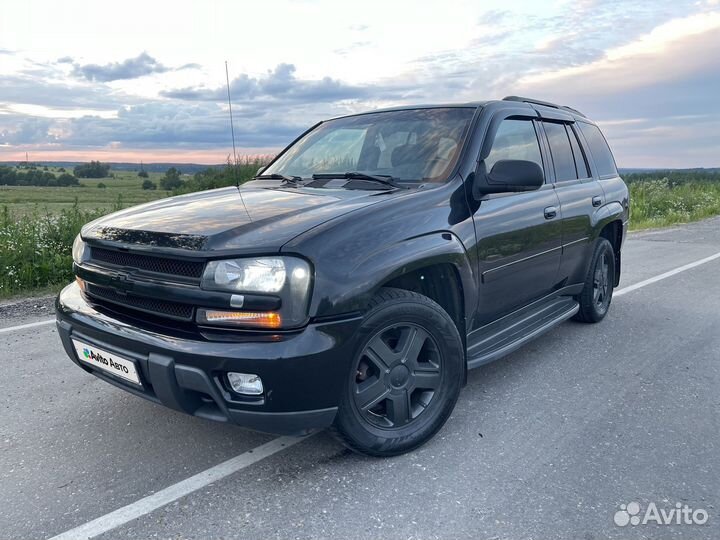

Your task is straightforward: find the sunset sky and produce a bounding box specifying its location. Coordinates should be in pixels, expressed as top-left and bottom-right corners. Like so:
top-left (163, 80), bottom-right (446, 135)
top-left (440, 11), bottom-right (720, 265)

top-left (1, 0), bottom-right (719, 167)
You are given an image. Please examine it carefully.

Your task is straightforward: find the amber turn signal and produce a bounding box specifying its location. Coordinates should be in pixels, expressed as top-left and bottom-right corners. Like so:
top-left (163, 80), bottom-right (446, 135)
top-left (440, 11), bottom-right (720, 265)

top-left (196, 309), bottom-right (282, 329)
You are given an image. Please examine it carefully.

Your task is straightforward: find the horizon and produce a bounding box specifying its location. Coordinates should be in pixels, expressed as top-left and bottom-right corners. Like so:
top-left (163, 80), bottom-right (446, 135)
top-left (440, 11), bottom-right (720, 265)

top-left (1, 1), bottom-right (719, 168)
top-left (4, 159), bottom-right (720, 172)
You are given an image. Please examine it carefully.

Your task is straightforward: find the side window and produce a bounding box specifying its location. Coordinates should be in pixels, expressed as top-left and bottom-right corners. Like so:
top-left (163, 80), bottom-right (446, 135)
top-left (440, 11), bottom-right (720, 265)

top-left (567, 125), bottom-right (590, 178)
top-left (543, 121), bottom-right (577, 182)
top-left (577, 122), bottom-right (618, 178)
top-left (485, 119), bottom-right (543, 173)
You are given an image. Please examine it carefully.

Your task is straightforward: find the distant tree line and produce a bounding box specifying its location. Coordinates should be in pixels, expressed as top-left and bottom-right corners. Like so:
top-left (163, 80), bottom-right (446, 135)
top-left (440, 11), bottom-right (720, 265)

top-left (0, 157), bottom-right (271, 190)
top-left (0, 166), bottom-right (79, 187)
top-left (624, 170), bottom-right (720, 186)
top-left (74, 161), bottom-right (111, 178)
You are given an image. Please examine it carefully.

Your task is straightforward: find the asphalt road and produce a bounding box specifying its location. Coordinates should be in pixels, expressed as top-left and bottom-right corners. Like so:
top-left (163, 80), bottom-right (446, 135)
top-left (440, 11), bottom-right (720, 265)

top-left (1, 217), bottom-right (719, 540)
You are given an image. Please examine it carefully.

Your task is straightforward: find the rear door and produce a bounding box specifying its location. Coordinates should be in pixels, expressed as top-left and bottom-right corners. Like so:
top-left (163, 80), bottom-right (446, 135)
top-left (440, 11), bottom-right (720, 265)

top-left (538, 114), bottom-right (603, 286)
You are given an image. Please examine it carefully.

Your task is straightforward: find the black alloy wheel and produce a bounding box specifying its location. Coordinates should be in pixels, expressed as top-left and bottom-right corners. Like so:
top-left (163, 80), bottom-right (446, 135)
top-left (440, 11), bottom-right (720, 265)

top-left (353, 323), bottom-right (442, 428)
top-left (575, 237), bottom-right (615, 323)
top-left (593, 249), bottom-right (611, 314)
top-left (331, 287), bottom-right (464, 457)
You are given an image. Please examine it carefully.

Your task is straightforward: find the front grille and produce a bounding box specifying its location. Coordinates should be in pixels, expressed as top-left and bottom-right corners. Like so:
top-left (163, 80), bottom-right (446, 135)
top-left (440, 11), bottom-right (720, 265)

top-left (91, 247), bottom-right (205, 279)
top-left (86, 284), bottom-right (194, 321)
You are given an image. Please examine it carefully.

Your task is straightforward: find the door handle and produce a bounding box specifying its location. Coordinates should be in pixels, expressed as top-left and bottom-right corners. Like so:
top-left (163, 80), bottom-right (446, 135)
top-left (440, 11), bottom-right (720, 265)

top-left (592, 195), bottom-right (603, 207)
top-left (544, 206), bottom-right (557, 219)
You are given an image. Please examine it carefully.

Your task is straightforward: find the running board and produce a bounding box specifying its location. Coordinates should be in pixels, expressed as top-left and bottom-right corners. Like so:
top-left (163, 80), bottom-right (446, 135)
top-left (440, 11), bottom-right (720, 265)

top-left (466, 296), bottom-right (579, 370)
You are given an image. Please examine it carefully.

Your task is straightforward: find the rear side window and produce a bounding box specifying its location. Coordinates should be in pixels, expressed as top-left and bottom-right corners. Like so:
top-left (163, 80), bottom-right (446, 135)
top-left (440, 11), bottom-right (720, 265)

top-left (485, 119), bottom-right (543, 173)
top-left (567, 125), bottom-right (590, 178)
top-left (543, 122), bottom-right (577, 182)
top-left (577, 123), bottom-right (618, 177)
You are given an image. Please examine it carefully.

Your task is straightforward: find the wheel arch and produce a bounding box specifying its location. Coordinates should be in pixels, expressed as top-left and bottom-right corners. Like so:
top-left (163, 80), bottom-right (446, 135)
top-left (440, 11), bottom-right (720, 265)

top-left (597, 219), bottom-right (624, 287)
top-left (361, 232), bottom-right (475, 340)
top-left (591, 203), bottom-right (624, 287)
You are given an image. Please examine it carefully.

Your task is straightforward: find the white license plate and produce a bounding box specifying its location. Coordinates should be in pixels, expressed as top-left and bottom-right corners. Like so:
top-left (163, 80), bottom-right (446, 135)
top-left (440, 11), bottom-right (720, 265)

top-left (72, 339), bottom-right (141, 385)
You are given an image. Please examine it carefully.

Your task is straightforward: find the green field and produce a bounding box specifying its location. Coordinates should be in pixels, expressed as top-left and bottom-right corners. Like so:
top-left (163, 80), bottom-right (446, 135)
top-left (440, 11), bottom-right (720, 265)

top-left (0, 167), bottom-right (171, 215)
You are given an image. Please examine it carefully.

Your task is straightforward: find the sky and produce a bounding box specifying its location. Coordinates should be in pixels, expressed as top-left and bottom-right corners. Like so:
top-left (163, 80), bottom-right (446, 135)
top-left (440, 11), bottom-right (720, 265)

top-left (0, 0), bottom-right (719, 168)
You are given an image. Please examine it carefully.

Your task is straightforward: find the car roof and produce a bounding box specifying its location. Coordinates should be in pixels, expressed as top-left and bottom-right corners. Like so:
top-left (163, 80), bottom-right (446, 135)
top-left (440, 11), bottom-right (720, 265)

top-left (327, 102), bottom-right (487, 121)
top-left (329, 97), bottom-right (593, 124)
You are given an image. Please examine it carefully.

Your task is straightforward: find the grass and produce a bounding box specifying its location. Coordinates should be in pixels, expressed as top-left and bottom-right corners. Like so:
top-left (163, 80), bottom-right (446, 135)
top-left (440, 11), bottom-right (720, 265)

top-left (1, 166), bottom-right (719, 299)
top-left (0, 202), bottom-right (110, 298)
top-left (628, 178), bottom-right (720, 230)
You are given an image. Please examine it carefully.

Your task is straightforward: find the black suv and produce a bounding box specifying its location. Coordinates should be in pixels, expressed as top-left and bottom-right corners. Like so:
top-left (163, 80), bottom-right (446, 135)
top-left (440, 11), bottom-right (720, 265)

top-left (57, 96), bottom-right (629, 456)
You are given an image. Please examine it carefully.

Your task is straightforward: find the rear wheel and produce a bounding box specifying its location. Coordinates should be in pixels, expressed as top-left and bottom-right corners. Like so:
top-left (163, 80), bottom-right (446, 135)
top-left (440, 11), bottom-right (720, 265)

top-left (331, 288), bottom-right (464, 456)
top-left (574, 238), bottom-right (615, 323)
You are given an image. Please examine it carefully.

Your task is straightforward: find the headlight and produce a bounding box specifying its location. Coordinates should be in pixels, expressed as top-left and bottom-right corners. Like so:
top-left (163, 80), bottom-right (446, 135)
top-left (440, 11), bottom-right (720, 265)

top-left (199, 257), bottom-right (312, 329)
top-left (72, 234), bottom-right (88, 265)
top-left (204, 258), bottom-right (287, 293)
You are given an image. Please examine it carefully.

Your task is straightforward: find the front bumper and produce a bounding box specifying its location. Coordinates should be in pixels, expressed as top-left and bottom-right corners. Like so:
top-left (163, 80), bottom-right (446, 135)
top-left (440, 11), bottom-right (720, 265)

top-left (56, 282), bottom-right (361, 435)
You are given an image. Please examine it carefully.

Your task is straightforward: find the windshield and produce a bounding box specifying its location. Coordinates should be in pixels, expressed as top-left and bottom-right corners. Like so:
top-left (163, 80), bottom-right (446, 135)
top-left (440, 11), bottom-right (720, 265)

top-left (263, 107), bottom-right (475, 183)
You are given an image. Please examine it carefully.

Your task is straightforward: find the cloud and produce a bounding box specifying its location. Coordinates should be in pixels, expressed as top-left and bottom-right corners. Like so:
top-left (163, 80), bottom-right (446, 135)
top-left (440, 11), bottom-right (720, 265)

top-left (0, 115), bottom-right (54, 145)
top-left (597, 113), bottom-right (720, 167)
top-left (162, 63), bottom-right (407, 104)
top-left (0, 59), bottom-right (409, 152)
top-left (56, 56), bottom-right (74, 64)
top-left (333, 41), bottom-right (371, 56)
top-left (514, 12), bottom-right (720, 113)
top-left (477, 9), bottom-right (510, 26)
top-left (0, 74), bottom-right (137, 110)
top-left (0, 101), bottom-right (311, 150)
top-left (518, 12), bottom-right (720, 93)
top-left (512, 12), bottom-right (720, 167)
top-left (72, 52), bottom-right (170, 82)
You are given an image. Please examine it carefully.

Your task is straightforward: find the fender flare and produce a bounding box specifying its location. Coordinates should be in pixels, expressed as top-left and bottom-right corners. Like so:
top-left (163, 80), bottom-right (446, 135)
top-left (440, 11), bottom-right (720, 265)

top-left (352, 231), bottom-right (477, 322)
top-left (590, 201), bottom-right (625, 237)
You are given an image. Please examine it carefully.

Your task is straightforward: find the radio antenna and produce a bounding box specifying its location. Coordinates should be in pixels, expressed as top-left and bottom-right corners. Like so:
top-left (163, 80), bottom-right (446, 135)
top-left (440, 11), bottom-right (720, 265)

top-left (225, 61), bottom-right (251, 220)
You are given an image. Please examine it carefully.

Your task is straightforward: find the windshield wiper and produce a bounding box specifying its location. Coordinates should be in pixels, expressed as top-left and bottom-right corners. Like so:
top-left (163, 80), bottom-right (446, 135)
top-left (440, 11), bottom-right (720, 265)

top-left (311, 172), bottom-right (405, 189)
top-left (253, 173), bottom-right (304, 186)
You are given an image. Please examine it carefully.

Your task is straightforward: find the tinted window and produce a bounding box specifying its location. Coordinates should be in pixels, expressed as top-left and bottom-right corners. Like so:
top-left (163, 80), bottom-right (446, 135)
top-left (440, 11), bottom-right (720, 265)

top-left (485, 119), bottom-right (542, 173)
top-left (577, 122), bottom-right (618, 177)
top-left (543, 122), bottom-right (577, 182)
top-left (568, 125), bottom-right (590, 178)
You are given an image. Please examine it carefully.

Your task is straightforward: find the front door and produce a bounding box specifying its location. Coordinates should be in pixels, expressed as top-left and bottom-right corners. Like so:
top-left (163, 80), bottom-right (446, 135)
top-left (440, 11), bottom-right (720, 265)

top-left (470, 117), bottom-right (562, 326)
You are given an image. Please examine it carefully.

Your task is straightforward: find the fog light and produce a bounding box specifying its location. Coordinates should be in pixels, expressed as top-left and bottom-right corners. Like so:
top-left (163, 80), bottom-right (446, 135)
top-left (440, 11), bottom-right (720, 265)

top-left (227, 372), bottom-right (263, 395)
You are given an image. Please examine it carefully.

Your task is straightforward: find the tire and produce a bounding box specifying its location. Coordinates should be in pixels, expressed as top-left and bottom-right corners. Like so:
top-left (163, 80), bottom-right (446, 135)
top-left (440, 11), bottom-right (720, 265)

top-left (330, 287), bottom-right (464, 457)
top-left (574, 238), bottom-right (615, 323)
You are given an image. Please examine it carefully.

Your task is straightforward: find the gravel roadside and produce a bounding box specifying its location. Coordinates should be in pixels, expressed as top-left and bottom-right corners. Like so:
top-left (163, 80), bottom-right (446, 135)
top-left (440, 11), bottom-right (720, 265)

top-left (0, 294), bottom-right (56, 322)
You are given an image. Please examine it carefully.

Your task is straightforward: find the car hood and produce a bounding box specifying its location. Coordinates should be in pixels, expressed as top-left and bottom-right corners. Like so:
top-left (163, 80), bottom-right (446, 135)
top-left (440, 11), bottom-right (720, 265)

top-left (82, 183), bottom-right (397, 253)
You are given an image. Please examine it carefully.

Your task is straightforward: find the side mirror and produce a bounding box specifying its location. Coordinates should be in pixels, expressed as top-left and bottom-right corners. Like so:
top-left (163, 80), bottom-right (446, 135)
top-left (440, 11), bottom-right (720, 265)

top-left (475, 159), bottom-right (544, 195)
top-left (256, 166), bottom-right (266, 176)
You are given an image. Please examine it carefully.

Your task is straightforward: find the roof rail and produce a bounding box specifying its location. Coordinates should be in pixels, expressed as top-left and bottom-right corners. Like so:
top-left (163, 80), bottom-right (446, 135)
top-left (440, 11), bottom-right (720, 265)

top-left (502, 95), bottom-right (586, 118)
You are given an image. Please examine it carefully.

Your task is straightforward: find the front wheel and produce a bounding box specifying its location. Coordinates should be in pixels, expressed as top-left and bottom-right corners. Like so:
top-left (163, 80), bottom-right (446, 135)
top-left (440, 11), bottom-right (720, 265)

top-left (574, 238), bottom-right (615, 323)
top-left (331, 288), bottom-right (464, 457)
